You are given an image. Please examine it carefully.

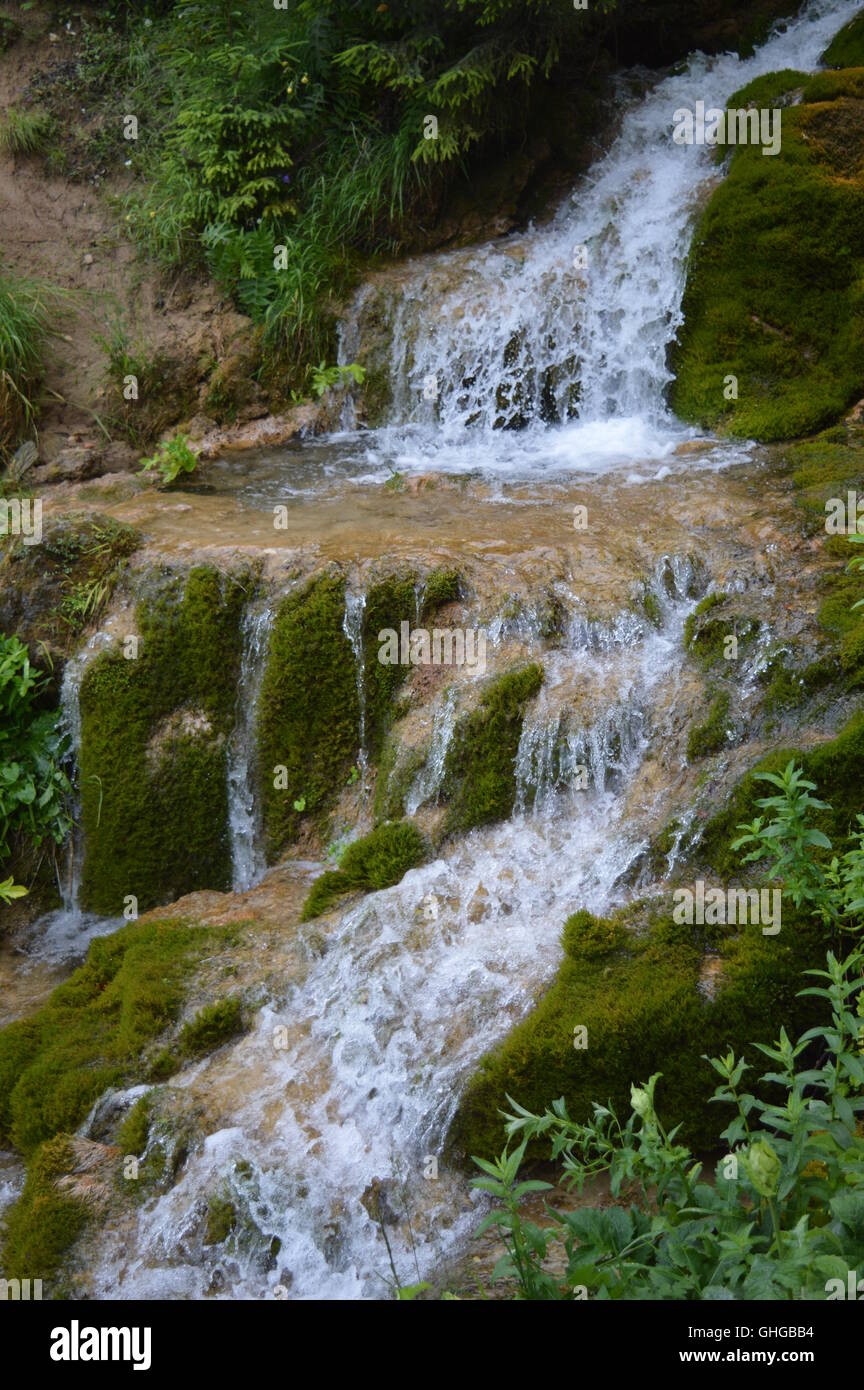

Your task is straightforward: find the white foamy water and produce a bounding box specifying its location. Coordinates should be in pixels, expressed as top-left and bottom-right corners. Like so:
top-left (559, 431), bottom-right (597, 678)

top-left (24, 0), bottom-right (860, 1301)
top-left (228, 604), bottom-right (275, 893)
top-left (338, 0), bottom-right (860, 481)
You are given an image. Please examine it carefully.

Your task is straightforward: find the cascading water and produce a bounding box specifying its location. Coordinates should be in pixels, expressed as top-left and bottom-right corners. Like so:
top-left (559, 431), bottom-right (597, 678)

top-left (343, 588), bottom-right (368, 779)
top-left (339, 0), bottom-right (861, 478)
top-left (228, 604), bottom-right (274, 893)
top-left (43, 0), bottom-right (863, 1301)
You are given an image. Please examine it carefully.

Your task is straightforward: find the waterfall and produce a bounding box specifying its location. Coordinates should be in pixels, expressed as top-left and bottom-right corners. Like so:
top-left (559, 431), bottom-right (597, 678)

top-left (65, 0), bottom-right (864, 1301)
top-left (404, 687), bottom-right (459, 816)
top-left (343, 588), bottom-right (368, 778)
top-left (228, 604), bottom-right (274, 893)
top-left (339, 0), bottom-right (861, 477)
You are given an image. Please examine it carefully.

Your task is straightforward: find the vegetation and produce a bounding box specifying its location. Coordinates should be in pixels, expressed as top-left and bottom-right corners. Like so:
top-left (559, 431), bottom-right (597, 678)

top-left (0, 634), bottom-right (71, 897)
top-left (140, 433), bottom-right (199, 487)
top-left (686, 688), bottom-right (731, 760)
top-left (0, 107), bottom-right (53, 157)
top-left (0, 270), bottom-right (61, 457)
top-left (78, 566), bottom-right (245, 913)
top-left (179, 997), bottom-right (245, 1058)
top-left (442, 663), bottom-right (543, 834)
top-left (257, 572), bottom-right (360, 859)
top-left (672, 66), bottom-right (864, 440)
top-left (301, 820), bottom-right (426, 920)
top-left (472, 762), bottom-right (864, 1299)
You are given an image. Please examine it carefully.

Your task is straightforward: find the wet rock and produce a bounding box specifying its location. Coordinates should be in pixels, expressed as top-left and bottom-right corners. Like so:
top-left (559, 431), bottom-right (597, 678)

top-left (31, 439), bottom-right (139, 484)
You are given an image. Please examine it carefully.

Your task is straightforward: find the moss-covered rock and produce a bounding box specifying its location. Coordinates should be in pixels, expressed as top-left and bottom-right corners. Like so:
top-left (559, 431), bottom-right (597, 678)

top-left (449, 898), bottom-right (824, 1160)
top-left (116, 1096), bottom-right (151, 1157)
top-left (671, 68), bottom-right (864, 440)
top-left (697, 708), bottom-right (864, 877)
top-left (257, 567), bottom-right (462, 859)
top-left (257, 572), bottom-right (360, 860)
top-left (0, 1135), bottom-right (88, 1288)
top-left (441, 664), bottom-right (543, 834)
top-left (822, 10), bottom-right (864, 69)
top-left (687, 689), bottom-right (732, 760)
top-left (179, 997), bottom-right (245, 1058)
top-left (301, 820), bottom-right (426, 920)
top-left (79, 566), bottom-right (245, 914)
top-left (0, 917), bottom-right (238, 1155)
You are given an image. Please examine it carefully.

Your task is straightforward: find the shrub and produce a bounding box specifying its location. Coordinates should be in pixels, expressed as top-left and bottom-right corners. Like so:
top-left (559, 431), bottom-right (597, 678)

top-left (0, 635), bottom-right (72, 879)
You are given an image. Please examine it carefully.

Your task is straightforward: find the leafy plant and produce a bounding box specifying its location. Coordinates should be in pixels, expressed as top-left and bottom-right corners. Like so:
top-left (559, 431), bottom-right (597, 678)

top-left (0, 635), bottom-right (72, 875)
top-left (0, 877), bottom-right (27, 906)
top-left (473, 940), bottom-right (864, 1299)
top-left (140, 433), bottom-right (198, 487)
top-left (310, 361), bottom-right (366, 398)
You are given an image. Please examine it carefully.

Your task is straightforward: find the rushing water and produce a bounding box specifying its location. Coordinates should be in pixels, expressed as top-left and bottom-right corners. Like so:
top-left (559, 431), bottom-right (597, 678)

top-left (228, 605), bottom-right (275, 893)
top-left (338, 0), bottom-right (861, 481)
top-left (27, 0), bottom-right (861, 1299)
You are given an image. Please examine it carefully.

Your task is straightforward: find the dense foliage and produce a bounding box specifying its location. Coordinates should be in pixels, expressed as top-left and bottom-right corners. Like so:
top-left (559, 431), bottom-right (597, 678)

top-left (0, 635), bottom-right (71, 900)
top-left (474, 753), bottom-right (864, 1299)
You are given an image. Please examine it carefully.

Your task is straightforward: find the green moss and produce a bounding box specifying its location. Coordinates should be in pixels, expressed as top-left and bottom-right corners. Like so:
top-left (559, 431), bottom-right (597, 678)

top-left (204, 1194), bottom-right (236, 1246)
top-left (301, 820), bottom-right (426, 920)
top-left (0, 918), bottom-right (233, 1154)
top-left (373, 737), bottom-right (426, 823)
top-left (671, 74), bottom-right (864, 440)
top-left (687, 690), bottom-right (732, 760)
top-left (179, 997), bottom-right (245, 1058)
top-left (698, 708), bottom-right (864, 876)
top-left (79, 566), bottom-right (245, 913)
top-left (561, 908), bottom-right (626, 960)
top-left (821, 11), bottom-right (864, 69)
top-left (0, 1135), bottom-right (88, 1287)
top-left (642, 589), bottom-right (663, 629)
top-left (117, 1096), bottom-right (151, 1157)
top-left (450, 899), bottom-right (825, 1161)
top-left (257, 573), bottom-right (359, 859)
top-left (362, 573), bottom-right (420, 757)
top-left (441, 664), bottom-right (543, 835)
top-left (421, 568), bottom-right (461, 612)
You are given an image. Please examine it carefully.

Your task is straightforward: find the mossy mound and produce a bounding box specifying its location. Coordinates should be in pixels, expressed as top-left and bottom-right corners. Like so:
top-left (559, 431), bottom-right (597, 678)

top-left (0, 1135), bottom-right (88, 1289)
top-left (0, 917), bottom-right (237, 1155)
top-left (822, 10), bottom-right (864, 69)
top-left (671, 68), bottom-right (864, 440)
top-left (441, 664), bottom-right (543, 835)
top-left (450, 901), bottom-right (824, 1161)
top-left (301, 820), bottom-right (426, 920)
top-left (697, 708), bottom-right (864, 877)
top-left (687, 689), bottom-right (732, 760)
top-left (257, 567), bottom-right (461, 860)
top-left (179, 997), bottom-right (245, 1057)
top-left (79, 566), bottom-right (245, 914)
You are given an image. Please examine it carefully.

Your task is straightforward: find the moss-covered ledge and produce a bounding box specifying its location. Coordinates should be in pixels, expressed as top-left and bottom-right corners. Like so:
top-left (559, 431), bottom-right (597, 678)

top-left (257, 566), bottom-right (461, 861)
top-left (671, 66), bottom-right (864, 440)
top-left (79, 565), bottom-right (246, 914)
top-left (441, 663), bottom-right (544, 835)
top-left (448, 899), bottom-right (824, 1162)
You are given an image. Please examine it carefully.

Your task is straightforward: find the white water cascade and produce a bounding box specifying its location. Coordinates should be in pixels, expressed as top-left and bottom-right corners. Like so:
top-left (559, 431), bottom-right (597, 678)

top-left (54, 0), bottom-right (864, 1301)
top-left (228, 604), bottom-right (275, 893)
top-left (340, 0), bottom-right (861, 479)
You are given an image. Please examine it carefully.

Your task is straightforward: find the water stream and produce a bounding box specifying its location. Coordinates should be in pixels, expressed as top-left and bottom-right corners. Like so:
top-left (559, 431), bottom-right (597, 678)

top-left (18, 0), bottom-right (860, 1300)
